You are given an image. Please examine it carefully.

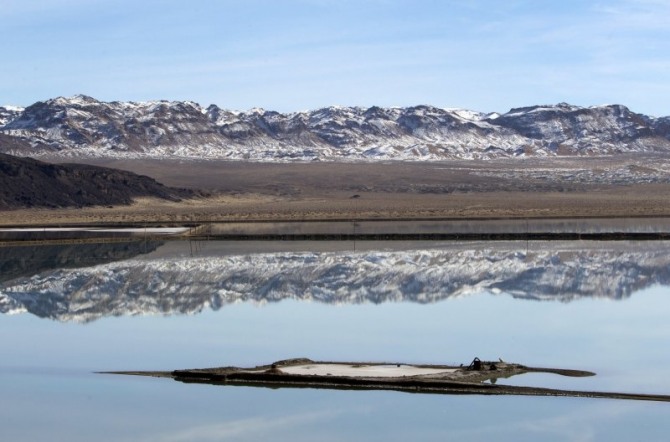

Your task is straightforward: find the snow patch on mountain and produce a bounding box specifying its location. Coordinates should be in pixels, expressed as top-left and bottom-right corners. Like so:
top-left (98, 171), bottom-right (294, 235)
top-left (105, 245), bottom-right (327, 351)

top-left (0, 105), bottom-right (24, 127)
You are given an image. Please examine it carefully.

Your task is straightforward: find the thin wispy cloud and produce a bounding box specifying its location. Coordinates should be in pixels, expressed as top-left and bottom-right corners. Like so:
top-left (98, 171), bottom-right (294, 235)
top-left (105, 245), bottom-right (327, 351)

top-left (443, 400), bottom-right (641, 442)
top-left (142, 408), bottom-right (347, 442)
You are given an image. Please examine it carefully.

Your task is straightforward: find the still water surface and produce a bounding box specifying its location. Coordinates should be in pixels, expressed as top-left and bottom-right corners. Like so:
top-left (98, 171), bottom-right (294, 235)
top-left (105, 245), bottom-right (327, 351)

top-left (1, 239), bottom-right (670, 441)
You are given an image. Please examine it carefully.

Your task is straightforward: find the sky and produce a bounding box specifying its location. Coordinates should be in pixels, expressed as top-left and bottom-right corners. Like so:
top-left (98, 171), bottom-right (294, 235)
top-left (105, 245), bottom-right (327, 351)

top-left (1, 0), bottom-right (669, 116)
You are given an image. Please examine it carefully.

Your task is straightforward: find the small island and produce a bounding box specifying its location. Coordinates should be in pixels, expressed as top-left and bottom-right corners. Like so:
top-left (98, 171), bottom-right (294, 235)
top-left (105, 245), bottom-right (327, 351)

top-left (104, 357), bottom-right (670, 402)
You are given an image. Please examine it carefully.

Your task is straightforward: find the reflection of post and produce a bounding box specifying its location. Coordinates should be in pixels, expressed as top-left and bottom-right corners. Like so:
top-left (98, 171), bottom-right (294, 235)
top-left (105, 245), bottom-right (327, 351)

top-left (351, 195), bottom-right (359, 252)
top-left (526, 218), bottom-right (529, 255)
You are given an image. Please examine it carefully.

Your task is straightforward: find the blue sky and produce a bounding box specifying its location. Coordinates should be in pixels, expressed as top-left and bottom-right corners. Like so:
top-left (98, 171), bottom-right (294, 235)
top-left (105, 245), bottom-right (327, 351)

top-left (1, 0), bottom-right (669, 116)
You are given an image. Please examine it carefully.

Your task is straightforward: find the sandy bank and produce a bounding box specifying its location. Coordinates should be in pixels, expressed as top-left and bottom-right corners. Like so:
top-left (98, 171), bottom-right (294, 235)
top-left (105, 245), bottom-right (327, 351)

top-left (3, 187), bottom-right (670, 227)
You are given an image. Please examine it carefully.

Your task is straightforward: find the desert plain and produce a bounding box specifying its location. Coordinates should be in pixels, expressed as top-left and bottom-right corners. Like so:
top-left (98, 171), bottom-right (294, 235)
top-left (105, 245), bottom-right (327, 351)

top-left (2, 154), bottom-right (670, 226)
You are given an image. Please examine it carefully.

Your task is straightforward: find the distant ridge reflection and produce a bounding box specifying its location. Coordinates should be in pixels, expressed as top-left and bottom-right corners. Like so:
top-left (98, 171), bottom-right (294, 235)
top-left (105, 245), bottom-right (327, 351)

top-left (0, 241), bottom-right (163, 284)
top-left (2, 241), bottom-right (670, 322)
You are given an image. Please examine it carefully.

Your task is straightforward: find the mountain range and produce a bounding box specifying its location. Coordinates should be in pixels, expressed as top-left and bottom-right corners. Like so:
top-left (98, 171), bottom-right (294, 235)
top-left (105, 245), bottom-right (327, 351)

top-left (1, 95), bottom-right (669, 161)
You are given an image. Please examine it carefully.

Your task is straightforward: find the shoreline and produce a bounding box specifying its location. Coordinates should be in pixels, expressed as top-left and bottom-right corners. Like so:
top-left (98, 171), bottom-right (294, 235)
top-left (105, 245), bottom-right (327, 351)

top-left (3, 216), bottom-right (670, 245)
top-left (0, 211), bottom-right (670, 232)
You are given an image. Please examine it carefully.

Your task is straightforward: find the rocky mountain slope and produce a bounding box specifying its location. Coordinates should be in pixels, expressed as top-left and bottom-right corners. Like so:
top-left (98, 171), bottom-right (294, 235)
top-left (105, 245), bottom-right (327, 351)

top-left (2, 242), bottom-right (668, 322)
top-left (0, 105), bottom-right (23, 127)
top-left (0, 152), bottom-right (199, 209)
top-left (1, 95), bottom-right (669, 161)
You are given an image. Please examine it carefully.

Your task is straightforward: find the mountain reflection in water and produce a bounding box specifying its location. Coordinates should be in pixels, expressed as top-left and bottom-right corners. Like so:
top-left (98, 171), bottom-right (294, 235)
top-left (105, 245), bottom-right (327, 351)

top-left (1, 240), bottom-right (670, 322)
top-left (0, 241), bottom-right (163, 285)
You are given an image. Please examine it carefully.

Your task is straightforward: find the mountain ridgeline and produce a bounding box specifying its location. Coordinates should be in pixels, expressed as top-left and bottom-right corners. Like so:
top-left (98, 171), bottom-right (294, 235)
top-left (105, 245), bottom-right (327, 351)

top-left (1, 95), bottom-right (669, 161)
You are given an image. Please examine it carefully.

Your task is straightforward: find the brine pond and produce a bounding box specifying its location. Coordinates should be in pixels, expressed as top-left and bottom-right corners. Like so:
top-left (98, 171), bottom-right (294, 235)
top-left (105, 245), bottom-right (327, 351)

top-left (2, 237), bottom-right (670, 441)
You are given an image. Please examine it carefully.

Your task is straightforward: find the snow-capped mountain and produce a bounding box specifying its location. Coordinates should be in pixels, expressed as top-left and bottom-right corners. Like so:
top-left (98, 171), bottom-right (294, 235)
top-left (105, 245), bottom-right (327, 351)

top-left (1, 95), bottom-right (669, 161)
top-left (2, 242), bottom-right (669, 322)
top-left (0, 105), bottom-right (24, 127)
